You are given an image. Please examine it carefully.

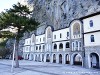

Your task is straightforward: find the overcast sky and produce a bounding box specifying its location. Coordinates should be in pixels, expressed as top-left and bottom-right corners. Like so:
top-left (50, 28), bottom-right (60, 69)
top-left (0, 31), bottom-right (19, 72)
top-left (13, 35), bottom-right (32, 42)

top-left (0, 0), bottom-right (19, 12)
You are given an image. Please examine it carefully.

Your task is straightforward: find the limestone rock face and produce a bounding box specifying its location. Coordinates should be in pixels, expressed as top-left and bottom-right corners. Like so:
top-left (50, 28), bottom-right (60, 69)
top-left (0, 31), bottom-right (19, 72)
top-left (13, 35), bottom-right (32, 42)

top-left (6, 39), bottom-right (14, 51)
top-left (27, 0), bottom-right (100, 35)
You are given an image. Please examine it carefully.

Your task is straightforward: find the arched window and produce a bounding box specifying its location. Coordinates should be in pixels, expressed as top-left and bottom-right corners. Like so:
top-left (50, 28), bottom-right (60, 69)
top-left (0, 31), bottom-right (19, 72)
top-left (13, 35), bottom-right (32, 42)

top-left (47, 28), bottom-right (51, 38)
top-left (32, 37), bottom-right (34, 42)
top-left (90, 20), bottom-right (93, 27)
top-left (73, 23), bottom-right (80, 35)
top-left (32, 35), bottom-right (35, 42)
top-left (75, 41), bottom-right (78, 50)
top-left (59, 54), bottom-right (62, 63)
top-left (43, 45), bottom-right (45, 49)
top-left (76, 41), bottom-right (78, 47)
top-left (66, 42), bottom-right (70, 48)
top-left (36, 46), bottom-right (38, 50)
top-left (79, 42), bottom-right (81, 47)
top-left (59, 43), bottom-right (63, 49)
top-left (54, 44), bottom-right (57, 49)
top-left (91, 35), bottom-right (95, 42)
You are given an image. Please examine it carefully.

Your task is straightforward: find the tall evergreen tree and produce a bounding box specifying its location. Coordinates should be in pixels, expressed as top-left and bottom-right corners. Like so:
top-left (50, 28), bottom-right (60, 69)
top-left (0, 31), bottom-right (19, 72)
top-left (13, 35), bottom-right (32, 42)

top-left (0, 2), bottom-right (39, 67)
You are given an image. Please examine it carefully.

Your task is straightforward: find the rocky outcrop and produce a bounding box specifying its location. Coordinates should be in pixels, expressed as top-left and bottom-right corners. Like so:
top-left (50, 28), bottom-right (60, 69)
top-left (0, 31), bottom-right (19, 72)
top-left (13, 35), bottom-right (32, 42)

top-left (6, 39), bottom-right (15, 51)
top-left (27, 0), bottom-right (100, 35)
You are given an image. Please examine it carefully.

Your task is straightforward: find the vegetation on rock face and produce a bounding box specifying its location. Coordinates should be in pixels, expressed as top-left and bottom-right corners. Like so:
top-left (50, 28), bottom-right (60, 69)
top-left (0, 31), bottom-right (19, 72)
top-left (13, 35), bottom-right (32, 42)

top-left (0, 48), bottom-right (11, 59)
top-left (0, 2), bottom-right (39, 67)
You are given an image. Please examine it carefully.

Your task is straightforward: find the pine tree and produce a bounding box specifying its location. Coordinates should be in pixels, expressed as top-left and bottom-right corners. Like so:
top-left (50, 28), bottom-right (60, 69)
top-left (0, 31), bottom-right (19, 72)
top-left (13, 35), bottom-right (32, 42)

top-left (0, 2), bottom-right (39, 68)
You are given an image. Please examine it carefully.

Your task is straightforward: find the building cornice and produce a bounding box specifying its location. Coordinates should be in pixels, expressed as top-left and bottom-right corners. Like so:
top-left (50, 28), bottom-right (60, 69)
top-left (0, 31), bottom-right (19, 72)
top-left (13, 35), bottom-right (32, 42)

top-left (52, 39), bottom-right (70, 43)
top-left (84, 30), bottom-right (100, 34)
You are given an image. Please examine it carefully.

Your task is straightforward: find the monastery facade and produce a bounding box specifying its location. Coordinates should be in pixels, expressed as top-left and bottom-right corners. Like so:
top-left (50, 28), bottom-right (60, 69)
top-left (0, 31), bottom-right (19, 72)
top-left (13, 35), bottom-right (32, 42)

top-left (23, 12), bottom-right (100, 69)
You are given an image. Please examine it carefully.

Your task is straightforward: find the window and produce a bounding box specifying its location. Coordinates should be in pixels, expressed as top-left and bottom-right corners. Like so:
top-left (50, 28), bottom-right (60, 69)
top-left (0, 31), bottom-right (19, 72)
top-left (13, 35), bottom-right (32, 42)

top-left (90, 20), bottom-right (93, 27)
top-left (72, 42), bottom-right (74, 51)
top-left (39, 46), bottom-right (41, 50)
top-left (54, 35), bottom-right (56, 39)
top-left (43, 45), bottom-right (45, 49)
top-left (40, 38), bottom-right (41, 42)
top-left (60, 33), bottom-right (62, 38)
top-left (43, 37), bottom-right (45, 41)
top-left (59, 43), bottom-right (63, 49)
top-left (47, 28), bottom-right (51, 38)
top-left (66, 42), bottom-right (70, 48)
top-left (76, 41), bottom-right (78, 47)
top-left (67, 32), bottom-right (69, 37)
top-left (32, 36), bottom-right (35, 42)
top-left (79, 42), bottom-right (81, 47)
top-left (54, 44), bottom-right (57, 49)
top-left (36, 46), bottom-right (38, 50)
top-left (75, 41), bottom-right (78, 51)
top-left (91, 35), bottom-right (95, 42)
top-left (73, 43), bottom-right (74, 47)
top-left (30, 40), bottom-right (31, 44)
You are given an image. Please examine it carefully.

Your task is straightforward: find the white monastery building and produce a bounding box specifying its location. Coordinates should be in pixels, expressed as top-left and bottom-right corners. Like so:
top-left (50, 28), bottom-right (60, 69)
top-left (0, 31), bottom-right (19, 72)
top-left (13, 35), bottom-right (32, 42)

top-left (83, 13), bottom-right (100, 68)
top-left (23, 12), bottom-right (100, 69)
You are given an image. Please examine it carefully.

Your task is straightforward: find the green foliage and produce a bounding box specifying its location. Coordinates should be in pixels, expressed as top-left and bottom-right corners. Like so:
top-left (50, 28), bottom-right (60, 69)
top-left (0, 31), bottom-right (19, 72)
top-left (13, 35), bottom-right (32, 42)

top-left (0, 2), bottom-right (39, 40)
top-left (0, 39), bottom-right (7, 47)
top-left (0, 31), bottom-right (15, 38)
top-left (0, 2), bottom-right (39, 66)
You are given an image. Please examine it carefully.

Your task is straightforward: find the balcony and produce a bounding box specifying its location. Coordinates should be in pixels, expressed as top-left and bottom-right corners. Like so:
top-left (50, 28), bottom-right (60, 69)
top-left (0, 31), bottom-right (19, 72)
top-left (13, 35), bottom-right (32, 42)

top-left (65, 48), bottom-right (70, 52)
top-left (52, 49), bottom-right (57, 52)
top-left (59, 49), bottom-right (63, 52)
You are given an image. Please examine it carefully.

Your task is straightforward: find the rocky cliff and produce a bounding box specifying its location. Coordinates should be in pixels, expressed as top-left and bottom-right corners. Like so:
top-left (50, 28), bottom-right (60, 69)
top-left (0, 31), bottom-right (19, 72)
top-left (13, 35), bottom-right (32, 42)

top-left (27, 0), bottom-right (100, 35)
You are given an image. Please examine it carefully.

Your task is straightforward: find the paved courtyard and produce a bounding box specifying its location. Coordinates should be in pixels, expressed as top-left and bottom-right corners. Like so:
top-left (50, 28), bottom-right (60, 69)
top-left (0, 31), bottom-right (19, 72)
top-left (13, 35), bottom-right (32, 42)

top-left (0, 60), bottom-right (99, 75)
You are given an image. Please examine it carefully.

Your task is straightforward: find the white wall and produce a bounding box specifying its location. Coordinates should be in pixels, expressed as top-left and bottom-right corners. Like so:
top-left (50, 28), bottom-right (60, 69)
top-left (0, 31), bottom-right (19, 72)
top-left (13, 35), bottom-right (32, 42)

top-left (83, 15), bottom-right (100, 33)
top-left (53, 28), bottom-right (69, 42)
top-left (36, 34), bottom-right (45, 44)
top-left (24, 38), bottom-right (31, 52)
top-left (84, 32), bottom-right (100, 46)
top-left (24, 38), bottom-right (31, 45)
top-left (83, 14), bottom-right (100, 46)
top-left (24, 46), bottom-right (30, 52)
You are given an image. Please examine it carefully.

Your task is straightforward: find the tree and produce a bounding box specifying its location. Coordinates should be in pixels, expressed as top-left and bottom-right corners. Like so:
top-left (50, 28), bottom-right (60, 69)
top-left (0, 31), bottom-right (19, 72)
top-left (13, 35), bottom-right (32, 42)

top-left (0, 37), bottom-right (11, 58)
top-left (0, 2), bottom-right (39, 68)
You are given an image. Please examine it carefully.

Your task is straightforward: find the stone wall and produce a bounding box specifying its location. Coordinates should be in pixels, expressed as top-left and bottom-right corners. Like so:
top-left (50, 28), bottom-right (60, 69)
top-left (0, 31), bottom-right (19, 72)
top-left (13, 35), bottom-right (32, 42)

top-left (85, 46), bottom-right (100, 68)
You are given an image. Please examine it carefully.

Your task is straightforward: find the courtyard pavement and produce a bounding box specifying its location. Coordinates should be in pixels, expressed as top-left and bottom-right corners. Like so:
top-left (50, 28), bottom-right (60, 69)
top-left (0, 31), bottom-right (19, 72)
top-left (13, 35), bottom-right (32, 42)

top-left (0, 59), bottom-right (99, 75)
